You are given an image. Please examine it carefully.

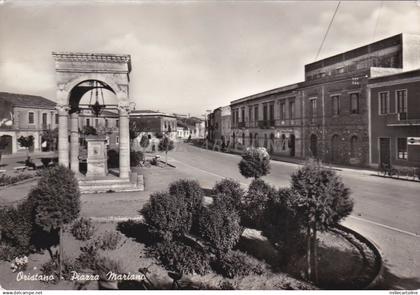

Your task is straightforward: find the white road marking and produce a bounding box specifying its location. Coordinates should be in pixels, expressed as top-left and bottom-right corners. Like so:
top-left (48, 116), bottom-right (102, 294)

top-left (348, 215), bottom-right (420, 238)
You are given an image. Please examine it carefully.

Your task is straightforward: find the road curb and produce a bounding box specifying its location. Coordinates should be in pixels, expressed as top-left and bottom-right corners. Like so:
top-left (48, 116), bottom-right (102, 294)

top-left (335, 224), bottom-right (384, 289)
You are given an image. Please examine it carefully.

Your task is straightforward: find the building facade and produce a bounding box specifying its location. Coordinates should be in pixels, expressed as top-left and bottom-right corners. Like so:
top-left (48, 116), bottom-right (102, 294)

top-left (230, 84), bottom-right (303, 157)
top-left (130, 110), bottom-right (177, 151)
top-left (0, 92), bottom-right (58, 154)
top-left (223, 33), bottom-right (420, 167)
top-left (368, 69), bottom-right (420, 168)
top-left (300, 33), bottom-right (420, 167)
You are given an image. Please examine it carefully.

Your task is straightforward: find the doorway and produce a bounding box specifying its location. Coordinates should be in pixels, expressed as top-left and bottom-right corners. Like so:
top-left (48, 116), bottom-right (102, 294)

top-left (289, 134), bottom-right (295, 157)
top-left (379, 138), bottom-right (391, 167)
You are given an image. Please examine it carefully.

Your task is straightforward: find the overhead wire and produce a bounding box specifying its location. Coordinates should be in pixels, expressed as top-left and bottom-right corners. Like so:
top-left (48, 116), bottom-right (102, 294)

top-left (314, 1), bottom-right (341, 61)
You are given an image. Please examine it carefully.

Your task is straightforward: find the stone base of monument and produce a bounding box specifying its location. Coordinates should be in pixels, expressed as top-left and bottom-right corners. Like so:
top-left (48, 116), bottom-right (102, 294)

top-left (78, 172), bottom-right (145, 194)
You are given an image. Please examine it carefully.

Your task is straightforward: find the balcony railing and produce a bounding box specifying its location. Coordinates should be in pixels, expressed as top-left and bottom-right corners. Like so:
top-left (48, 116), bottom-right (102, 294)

top-left (386, 113), bottom-right (420, 126)
top-left (238, 121), bottom-right (246, 128)
top-left (256, 120), bottom-right (275, 129)
top-left (275, 118), bottom-right (301, 126)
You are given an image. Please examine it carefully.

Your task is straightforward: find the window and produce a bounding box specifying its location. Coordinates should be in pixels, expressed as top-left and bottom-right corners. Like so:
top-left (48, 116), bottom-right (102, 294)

top-left (350, 136), bottom-right (358, 157)
top-left (379, 92), bottom-right (390, 115)
top-left (350, 93), bottom-right (359, 114)
top-left (289, 99), bottom-right (295, 120)
top-left (263, 104), bottom-right (268, 121)
top-left (86, 118), bottom-right (90, 127)
top-left (254, 105), bottom-right (259, 121)
top-left (396, 90), bottom-right (407, 113)
top-left (397, 138), bottom-right (407, 160)
top-left (309, 98), bottom-right (317, 121)
top-left (105, 119), bottom-right (108, 127)
top-left (241, 107), bottom-right (245, 122)
top-left (337, 67), bottom-right (345, 74)
top-left (95, 118), bottom-right (98, 127)
top-left (269, 102), bottom-right (274, 121)
top-left (279, 100), bottom-right (286, 121)
top-left (116, 136), bottom-right (119, 144)
top-left (248, 107), bottom-right (253, 122)
top-left (116, 119), bottom-right (119, 128)
top-left (42, 113), bottom-right (47, 126)
top-left (55, 114), bottom-right (59, 124)
top-left (331, 95), bottom-right (340, 116)
top-left (28, 112), bottom-right (34, 124)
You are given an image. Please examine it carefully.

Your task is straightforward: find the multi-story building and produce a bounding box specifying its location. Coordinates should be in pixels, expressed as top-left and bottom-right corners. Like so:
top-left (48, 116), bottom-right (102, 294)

top-left (300, 33), bottom-right (420, 167)
top-left (130, 110), bottom-right (177, 136)
top-left (207, 107), bottom-right (222, 144)
top-left (130, 110), bottom-right (177, 151)
top-left (226, 33), bottom-right (420, 166)
top-left (78, 109), bottom-right (120, 149)
top-left (1, 92), bottom-right (128, 155)
top-left (230, 84), bottom-right (303, 158)
top-left (220, 106), bottom-right (231, 146)
top-left (0, 92), bottom-right (58, 154)
top-left (368, 68), bottom-right (420, 168)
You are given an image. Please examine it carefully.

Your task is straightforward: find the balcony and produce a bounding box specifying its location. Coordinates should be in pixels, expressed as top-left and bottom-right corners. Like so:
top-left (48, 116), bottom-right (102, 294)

top-left (238, 121), bottom-right (246, 129)
top-left (258, 120), bottom-right (275, 129)
top-left (386, 113), bottom-right (420, 127)
top-left (275, 118), bottom-right (301, 127)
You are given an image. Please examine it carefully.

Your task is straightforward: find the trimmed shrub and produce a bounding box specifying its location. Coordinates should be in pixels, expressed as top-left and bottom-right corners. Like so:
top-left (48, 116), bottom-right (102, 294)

top-left (107, 149), bottom-right (119, 169)
top-left (71, 218), bottom-right (96, 241)
top-left (148, 240), bottom-right (211, 275)
top-left (141, 192), bottom-right (192, 240)
top-left (27, 165), bottom-right (80, 232)
top-left (40, 258), bottom-right (59, 284)
top-left (168, 179), bottom-right (203, 213)
top-left (262, 188), bottom-right (306, 264)
top-left (242, 179), bottom-right (276, 229)
top-left (99, 231), bottom-right (123, 251)
top-left (0, 202), bottom-right (34, 260)
top-left (211, 250), bottom-right (265, 278)
top-left (94, 255), bottom-right (123, 280)
top-left (77, 241), bottom-right (100, 270)
top-left (130, 150), bottom-right (144, 167)
top-left (212, 179), bottom-right (244, 211)
top-left (238, 147), bottom-right (271, 179)
top-left (198, 200), bottom-right (243, 256)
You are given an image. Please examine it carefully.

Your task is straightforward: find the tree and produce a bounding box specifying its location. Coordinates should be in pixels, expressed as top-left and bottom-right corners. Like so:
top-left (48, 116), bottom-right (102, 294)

top-left (238, 147), bottom-right (271, 179)
top-left (242, 179), bottom-right (276, 229)
top-left (129, 120), bottom-right (143, 143)
top-left (198, 199), bottom-right (243, 257)
top-left (81, 126), bottom-right (97, 136)
top-left (290, 160), bottom-right (353, 283)
top-left (158, 135), bottom-right (175, 166)
top-left (17, 135), bottom-right (34, 155)
top-left (140, 134), bottom-right (150, 151)
top-left (41, 128), bottom-right (58, 151)
top-left (27, 165), bottom-right (81, 279)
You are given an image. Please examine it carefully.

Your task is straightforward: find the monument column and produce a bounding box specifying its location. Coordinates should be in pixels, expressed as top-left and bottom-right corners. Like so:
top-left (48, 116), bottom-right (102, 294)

top-left (70, 112), bottom-right (79, 174)
top-left (57, 105), bottom-right (70, 167)
top-left (118, 105), bottom-right (130, 179)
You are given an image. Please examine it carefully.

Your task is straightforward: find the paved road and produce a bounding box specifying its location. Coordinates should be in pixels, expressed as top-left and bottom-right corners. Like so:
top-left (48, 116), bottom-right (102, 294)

top-left (168, 143), bottom-right (420, 289)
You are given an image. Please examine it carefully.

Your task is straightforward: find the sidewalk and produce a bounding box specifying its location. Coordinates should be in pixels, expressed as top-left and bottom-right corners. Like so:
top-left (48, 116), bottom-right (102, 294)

top-left (190, 142), bottom-right (378, 176)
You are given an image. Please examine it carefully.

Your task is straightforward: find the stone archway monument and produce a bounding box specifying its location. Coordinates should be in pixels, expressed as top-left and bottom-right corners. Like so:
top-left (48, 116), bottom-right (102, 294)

top-left (52, 52), bottom-right (132, 180)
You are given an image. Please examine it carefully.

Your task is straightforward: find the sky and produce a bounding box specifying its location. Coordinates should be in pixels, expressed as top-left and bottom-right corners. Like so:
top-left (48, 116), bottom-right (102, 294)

top-left (0, 0), bottom-right (420, 117)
